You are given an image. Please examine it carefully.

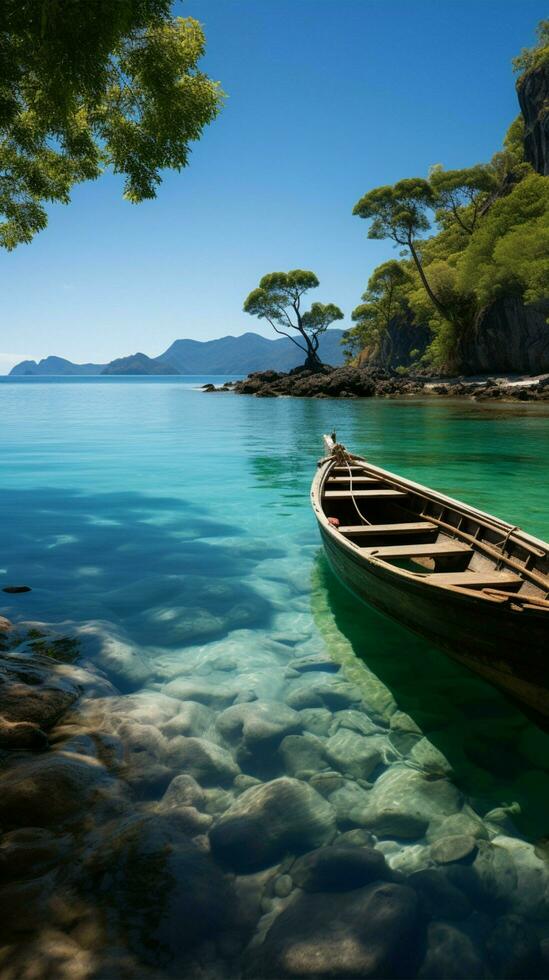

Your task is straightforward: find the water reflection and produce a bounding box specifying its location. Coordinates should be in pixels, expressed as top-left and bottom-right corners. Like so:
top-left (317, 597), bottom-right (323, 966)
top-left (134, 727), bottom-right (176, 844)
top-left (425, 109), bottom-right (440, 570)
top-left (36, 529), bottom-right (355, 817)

top-left (312, 554), bottom-right (549, 841)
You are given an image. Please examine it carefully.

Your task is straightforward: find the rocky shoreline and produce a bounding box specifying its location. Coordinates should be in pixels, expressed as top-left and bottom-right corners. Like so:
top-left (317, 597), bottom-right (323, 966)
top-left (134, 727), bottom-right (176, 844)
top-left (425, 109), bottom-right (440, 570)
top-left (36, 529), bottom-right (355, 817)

top-left (203, 365), bottom-right (549, 401)
top-left (1, 614), bottom-right (549, 978)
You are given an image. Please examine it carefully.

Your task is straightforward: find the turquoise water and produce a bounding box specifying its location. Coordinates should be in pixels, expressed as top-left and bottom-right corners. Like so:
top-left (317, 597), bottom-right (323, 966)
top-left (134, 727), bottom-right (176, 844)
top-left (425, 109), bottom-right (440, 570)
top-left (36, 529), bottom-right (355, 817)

top-left (2, 377), bottom-right (549, 975)
top-left (1, 378), bottom-right (548, 838)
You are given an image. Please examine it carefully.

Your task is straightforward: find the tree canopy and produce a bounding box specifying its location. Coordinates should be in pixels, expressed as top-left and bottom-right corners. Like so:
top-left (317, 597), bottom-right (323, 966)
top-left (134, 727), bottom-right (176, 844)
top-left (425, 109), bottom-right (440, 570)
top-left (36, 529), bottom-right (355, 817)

top-left (429, 165), bottom-right (496, 235)
top-left (243, 270), bottom-right (343, 370)
top-left (349, 94), bottom-right (547, 373)
top-left (343, 261), bottom-right (409, 362)
top-left (0, 0), bottom-right (223, 248)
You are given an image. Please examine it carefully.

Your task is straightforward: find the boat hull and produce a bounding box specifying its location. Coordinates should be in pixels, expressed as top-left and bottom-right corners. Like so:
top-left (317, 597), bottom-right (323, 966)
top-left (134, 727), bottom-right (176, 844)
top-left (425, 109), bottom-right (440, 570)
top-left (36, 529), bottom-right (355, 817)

top-left (319, 523), bottom-right (549, 721)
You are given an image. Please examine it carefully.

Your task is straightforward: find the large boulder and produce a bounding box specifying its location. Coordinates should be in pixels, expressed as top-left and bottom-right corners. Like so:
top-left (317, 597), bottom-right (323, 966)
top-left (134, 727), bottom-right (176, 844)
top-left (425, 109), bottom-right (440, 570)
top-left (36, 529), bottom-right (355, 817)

top-left (290, 845), bottom-right (392, 892)
top-left (245, 881), bottom-right (423, 978)
top-left (354, 766), bottom-right (462, 839)
top-left (0, 751), bottom-right (119, 829)
top-left (86, 812), bottom-right (233, 964)
top-left (209, 777), bottom-right (336, 871)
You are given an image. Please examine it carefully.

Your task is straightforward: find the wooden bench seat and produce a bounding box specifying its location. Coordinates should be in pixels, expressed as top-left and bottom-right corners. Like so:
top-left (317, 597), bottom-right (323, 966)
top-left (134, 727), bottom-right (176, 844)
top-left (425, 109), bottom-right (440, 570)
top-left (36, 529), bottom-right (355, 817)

top-left (364, 541), bottom-right (471, 559)
top-left (326, 476), bottom-right (380, 484)
top-left (323, 489), bottom-right (407, 500)
top-left (339, 521), bottom-right (437, 537)
top-left (423, 571), bottom-right (523, 590)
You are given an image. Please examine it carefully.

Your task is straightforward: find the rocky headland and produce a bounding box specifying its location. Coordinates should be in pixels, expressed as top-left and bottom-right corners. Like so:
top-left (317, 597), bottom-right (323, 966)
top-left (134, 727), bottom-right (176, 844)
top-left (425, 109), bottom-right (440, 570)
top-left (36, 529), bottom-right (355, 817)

top-left (204, 365), bottom-right (549, 401)
top-left (1, 613), bottom-right (549, 979)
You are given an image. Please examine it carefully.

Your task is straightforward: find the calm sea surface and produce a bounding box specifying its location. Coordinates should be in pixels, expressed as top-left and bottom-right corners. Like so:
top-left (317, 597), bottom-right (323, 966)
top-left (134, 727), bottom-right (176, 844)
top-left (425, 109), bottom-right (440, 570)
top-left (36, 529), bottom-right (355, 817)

top-left (1, 375), bottom-right (548, 842)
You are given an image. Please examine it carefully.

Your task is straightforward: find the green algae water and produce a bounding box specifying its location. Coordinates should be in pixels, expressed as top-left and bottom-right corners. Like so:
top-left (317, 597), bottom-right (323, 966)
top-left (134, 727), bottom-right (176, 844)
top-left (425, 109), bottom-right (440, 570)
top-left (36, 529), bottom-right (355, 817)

top-left (1, 377), bottom-right (549, 977)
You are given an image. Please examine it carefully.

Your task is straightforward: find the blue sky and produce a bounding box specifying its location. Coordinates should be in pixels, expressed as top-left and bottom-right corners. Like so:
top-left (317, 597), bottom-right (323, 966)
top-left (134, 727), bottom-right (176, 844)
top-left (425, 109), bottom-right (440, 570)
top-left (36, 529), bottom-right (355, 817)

top-left (1, 0), bottom-right (546, 371)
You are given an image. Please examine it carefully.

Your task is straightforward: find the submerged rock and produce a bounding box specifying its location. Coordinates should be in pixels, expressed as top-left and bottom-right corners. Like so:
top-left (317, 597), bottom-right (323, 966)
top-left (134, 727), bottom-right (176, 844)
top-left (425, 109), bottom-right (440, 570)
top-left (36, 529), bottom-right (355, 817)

top-left (418, 921), bottom-right (484, 979)
top-left (324, 730), bottom-right (384, 781)
top-left (286, 677), bottom-right (359, 711)
top-left (290, 845), bottom-right (392, 892)
top-left (0, 751), bottom-right (119, 829)
top-left (245, 881), bottom-right (422, 978)
top-left (409, 868), bottom-right (472, 921)
top-left (279, 733), bottom-right (327, 777)
top-left (216, 700), bottom-right (301, 749)
top-left (355, 766), bottom-right (462, 839)
top-left (485, 913), bottom-right (543, 979)
top-left (173, 736), bottom-right (239, 786)
top-left (159, 773), bottom-right (206, 810)
top-left (86, 812), bottom-right (233, 963)
top-left (0, 653), bottom-right (79, 733)
top-left (431, 835), bottom-right (478, 865)
top-left (209, 777), bottom-right (336, 871)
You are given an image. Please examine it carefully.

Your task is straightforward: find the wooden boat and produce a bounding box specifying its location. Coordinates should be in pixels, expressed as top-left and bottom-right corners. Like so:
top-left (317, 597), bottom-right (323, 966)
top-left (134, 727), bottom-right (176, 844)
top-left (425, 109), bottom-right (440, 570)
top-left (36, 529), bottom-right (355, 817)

top-left (311, 435), bottom-right (549, 721)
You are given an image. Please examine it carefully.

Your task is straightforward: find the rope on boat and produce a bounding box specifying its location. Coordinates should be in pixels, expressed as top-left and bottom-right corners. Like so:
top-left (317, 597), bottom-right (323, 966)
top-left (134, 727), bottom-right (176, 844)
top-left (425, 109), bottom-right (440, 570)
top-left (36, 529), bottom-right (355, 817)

top-left (330, 442), bottom-right (373, 527)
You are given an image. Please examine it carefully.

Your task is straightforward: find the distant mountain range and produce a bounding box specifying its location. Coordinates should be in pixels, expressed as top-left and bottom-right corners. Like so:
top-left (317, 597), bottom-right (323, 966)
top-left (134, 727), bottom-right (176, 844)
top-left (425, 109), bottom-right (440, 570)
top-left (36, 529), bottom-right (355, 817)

top-left (9, 330), bottom-right (346, 377)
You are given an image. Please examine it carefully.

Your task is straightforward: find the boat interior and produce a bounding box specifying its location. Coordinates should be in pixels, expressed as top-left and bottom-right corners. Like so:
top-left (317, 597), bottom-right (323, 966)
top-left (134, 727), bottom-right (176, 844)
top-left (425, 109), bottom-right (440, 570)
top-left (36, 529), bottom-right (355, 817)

top-left (321, 458), bottom-right (549, 608)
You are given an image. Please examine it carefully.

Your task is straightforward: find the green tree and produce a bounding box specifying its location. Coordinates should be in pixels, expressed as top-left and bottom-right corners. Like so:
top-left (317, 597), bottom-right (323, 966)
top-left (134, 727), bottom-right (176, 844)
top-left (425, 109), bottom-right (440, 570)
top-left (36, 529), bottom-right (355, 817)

top-left (0, 0), bottom-right (223, 249)
top-left (457, 173), bottom-right (549, 307)
top-left (352, 178), bottom-right (450, 321)
top-left (243, 270), bottom-right (343, 371)
top-left (344, 261), bottom-right (409, 364)
top-left (429, 164), bottom-right (497, 235)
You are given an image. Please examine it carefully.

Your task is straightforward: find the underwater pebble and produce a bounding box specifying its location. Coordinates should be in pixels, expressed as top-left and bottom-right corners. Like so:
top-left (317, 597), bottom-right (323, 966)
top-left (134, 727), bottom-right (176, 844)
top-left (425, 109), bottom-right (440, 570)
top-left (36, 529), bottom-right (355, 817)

top-left (160, 773), bottom-right (206, 810)
top-left (274, 875), bottom-right (293, 898)
top-left (431, 834), bottom-right (478, 865)
top-left (299, 708), bottom-right (333, 737)
top-left (409, 737), bottom-right (454, 777)
top-left (324, 730), bottom-right (384, 781)
top-left (279, 734), bottom-right (327, 777)
top-left (172, 736), bottom-right (240, 786)
top-left (309, 771), bottom-right (345, 797)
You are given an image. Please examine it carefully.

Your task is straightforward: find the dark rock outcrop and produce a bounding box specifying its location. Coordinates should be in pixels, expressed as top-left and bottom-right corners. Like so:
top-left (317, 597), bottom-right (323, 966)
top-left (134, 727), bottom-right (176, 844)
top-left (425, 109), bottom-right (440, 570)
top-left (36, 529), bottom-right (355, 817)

top-left (462, 298), bottom-right (549, 374)
top-left (517, 62), bottom-right (549, 176)
top-left (223, 363), bottom-right (549, 400)
top-left (358, 315), bottom-right (432, 371)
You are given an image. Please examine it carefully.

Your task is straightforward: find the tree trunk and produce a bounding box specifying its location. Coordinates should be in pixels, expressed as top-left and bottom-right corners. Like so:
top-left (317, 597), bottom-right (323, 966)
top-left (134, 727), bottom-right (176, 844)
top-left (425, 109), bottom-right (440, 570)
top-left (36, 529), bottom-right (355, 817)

top-left (295, 310), bottom-right (323, 371)
top-left (408, 238), bottom-right (451, 322)
top-left (304, 348), bottom-right (323, 371)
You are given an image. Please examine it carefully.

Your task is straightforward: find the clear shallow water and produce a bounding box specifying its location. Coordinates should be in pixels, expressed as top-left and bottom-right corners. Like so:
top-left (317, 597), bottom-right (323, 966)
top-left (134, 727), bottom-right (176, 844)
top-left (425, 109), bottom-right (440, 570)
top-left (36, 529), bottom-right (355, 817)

top-left (1, 379), bottom-right (548, 838)
top-left (1, 379), bottom-right (549, 978)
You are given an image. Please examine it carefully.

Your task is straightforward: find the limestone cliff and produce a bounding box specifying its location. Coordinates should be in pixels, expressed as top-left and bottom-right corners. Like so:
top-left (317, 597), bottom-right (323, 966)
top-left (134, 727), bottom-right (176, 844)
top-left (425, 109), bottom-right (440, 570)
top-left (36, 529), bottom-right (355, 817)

top-left (356, 317), bottom-right (431, 371)
top-left (517, 62), bottom-right (549, 175)
top-left (462, 298), bottom-right (549, 374)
